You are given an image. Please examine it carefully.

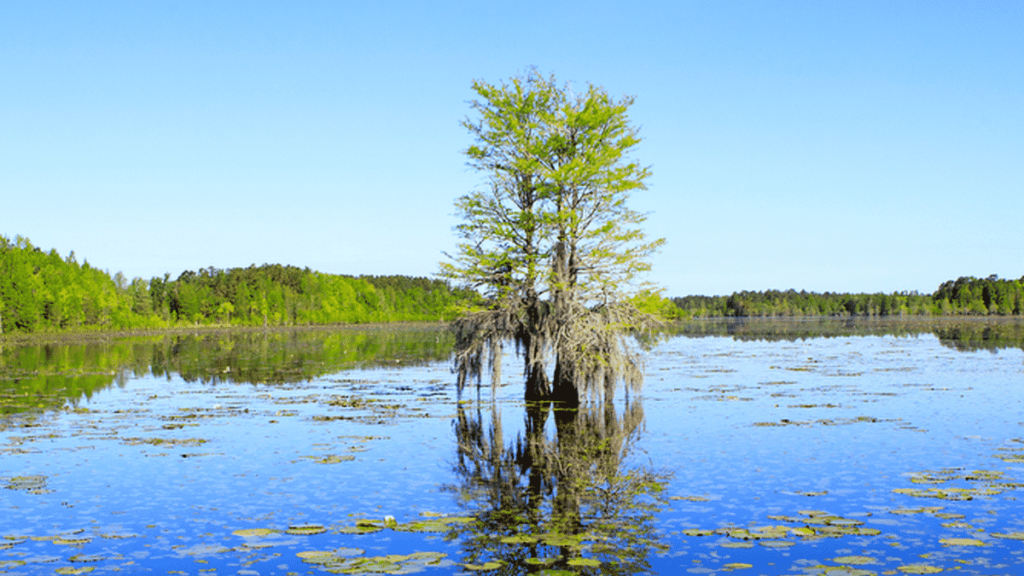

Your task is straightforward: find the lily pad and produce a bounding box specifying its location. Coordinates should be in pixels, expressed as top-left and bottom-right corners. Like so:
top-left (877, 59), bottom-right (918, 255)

top-left (323, 553), bottom-right (447, 575)
top-left (566, 557), bottom-right (601, 567)
top-left (232, 528), bottom-right (277, 537)
top-left (286, 523), bottom-right (327, 535)
top-left (3, 475), bottom-right (48, 491)
top-left (335, 520), bottom-right (383, 534)
top-left (395, 516), bottom-right (475, 533)
top-left (53, 537), bottom-right (92, 546)
top-left (939, 537), bottom-right (986, 547)
top-left (832, 556), bottom-right (877, 565)
top-left (463, 561), bottom-right (503, 570)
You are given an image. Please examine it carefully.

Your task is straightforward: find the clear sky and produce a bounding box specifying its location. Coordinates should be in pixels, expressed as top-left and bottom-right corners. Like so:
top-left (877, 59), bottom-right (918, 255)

top-left (2, 1), bottom-right (1021, 297)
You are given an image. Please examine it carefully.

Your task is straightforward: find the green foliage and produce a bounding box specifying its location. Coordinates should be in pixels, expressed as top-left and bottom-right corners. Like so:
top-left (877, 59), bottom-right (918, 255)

top-left (443, 69), bottom-right (662, 401)
top-left (0, 234), bottom-right (159, 333)
top-left (161, 266), bottom-right (478, 327)
top-left (630, 290), bottom-right (683, 320)
top-left (0, 235), bottom-right (479, 334)
top-left (671, 276), bottom-right (1024, 318)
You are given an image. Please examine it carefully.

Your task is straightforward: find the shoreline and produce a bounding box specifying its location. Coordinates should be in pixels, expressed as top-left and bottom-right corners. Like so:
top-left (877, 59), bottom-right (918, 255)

top-left (0, 320), bottom-right (450, 346)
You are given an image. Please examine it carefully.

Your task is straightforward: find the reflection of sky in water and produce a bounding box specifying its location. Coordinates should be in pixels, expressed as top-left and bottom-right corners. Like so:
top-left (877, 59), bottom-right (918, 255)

top-left (1, 330), bottom-right (1023, 574)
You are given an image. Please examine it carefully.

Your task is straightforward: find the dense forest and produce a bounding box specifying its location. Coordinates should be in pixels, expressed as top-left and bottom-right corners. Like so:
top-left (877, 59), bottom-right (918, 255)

top-left (2, 235), bottom-right (1021, 334)
top-left (0, 235), bottom-right (479, 334)
top-left (671, 275), bottom-right (1024, 318)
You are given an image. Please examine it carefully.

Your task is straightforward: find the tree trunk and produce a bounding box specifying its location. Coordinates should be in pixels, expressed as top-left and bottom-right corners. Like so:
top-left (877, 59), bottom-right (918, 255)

top-left (522, 296), bottom-right (551, 401)
top-left (524, 401), bottom-right (549, 525)
top-left (524, 363), bottom-right (551, 401)
top-left (551, 356), bottom-right (580, 406)
top-left (552, 404), bottom-right (583, 543)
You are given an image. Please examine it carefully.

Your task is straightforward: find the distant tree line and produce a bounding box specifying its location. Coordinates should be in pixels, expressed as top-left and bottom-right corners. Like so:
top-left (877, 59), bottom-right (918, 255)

top-left (0, 235), bottom-right (479, 334)
top-left (671, 275), bottom-right (1024, 318)
top-left (4, 235), bottom-right (1020, 334)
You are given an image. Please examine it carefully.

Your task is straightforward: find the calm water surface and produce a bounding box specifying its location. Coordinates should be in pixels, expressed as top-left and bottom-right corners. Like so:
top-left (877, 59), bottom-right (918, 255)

top-left (1, 320), bottom-right (1022, 575)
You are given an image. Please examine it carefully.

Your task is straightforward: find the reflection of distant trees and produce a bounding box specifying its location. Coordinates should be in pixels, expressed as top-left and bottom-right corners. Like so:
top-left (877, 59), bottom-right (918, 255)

top-left (660, 318), bottom-right (1024, 353)
top-left (446, 398), bottom-right (668, 575)
top-left (0, 327), bottom-right (454, 415)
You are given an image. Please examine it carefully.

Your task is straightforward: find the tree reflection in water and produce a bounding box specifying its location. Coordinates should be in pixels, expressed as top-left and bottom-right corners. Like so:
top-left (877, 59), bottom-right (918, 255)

top-left (445, 397), bottom-right (669, 574)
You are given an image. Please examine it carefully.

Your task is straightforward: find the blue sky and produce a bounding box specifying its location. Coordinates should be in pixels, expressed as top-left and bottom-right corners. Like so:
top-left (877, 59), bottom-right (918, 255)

top-left (2, 1), bottom-right (1021, 296)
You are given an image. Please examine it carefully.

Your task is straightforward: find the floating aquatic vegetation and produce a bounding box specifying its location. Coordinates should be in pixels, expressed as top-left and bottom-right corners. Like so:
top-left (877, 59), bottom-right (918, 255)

top-left (893, 486), bottom-right (1002, 500)
top-left (120, 437), bottom-right (207, 447)
top-left (299, 551), bottom-right (450, 574)
top-left (52, 536), bottom-right (92, 546)
top-left (753, 416), bottom-right (889, 427)
top-left (335, 519), bottom-right (385, 534)
top-left (815, 567), bottom-right (875, 576)
top-left (722, 563), bottom-right (753, 570)
top-left (0, 538), bottom-right (25, 551)
top-left (3, 474), bottom-right (50, 493)
top-left (897, 565), bottom-right (943, 574)
top-left (231, 528), bottom-right (277, 537)
top-left (566, 557), bottom-right (600, 568)
top-left (286, 523), bottom-right (327, 535)
top-left (888, 507), bottom-right (945, 515)
top-left (941, 521), bottom-right (972, 528)
top-left (68, 554), bottom-right (105, 562)
top-left (693, 394), bottom-right (753, 402)
top-left (831, 556), bottom-right (878, 565)
top-left (296, 548), bottom-right (364, 565)
top-left (304, 454), bottom-right (355, 464)
top-left (939, 537), bottom-right (986, 547)
top-left (682, 511), bottom-right (881, 545)
top-left (894, 466), bottom-right (1021, 501)
top-left (55, 568), bottom-right (95, 575)
top-left (395, 517), bottom-right (476, 533)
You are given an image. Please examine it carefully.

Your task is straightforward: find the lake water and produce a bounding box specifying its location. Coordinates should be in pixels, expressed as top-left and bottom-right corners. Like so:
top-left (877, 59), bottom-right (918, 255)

top-left (1, 319), bottom-right (1022, 575)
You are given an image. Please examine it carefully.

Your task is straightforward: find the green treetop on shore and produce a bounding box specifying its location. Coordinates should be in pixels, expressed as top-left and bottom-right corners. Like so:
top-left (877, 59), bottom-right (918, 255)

top-left (0, 234), bottom-right (479, 334)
